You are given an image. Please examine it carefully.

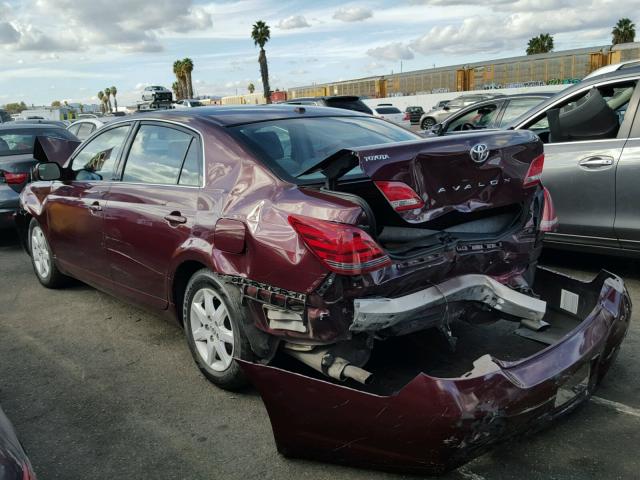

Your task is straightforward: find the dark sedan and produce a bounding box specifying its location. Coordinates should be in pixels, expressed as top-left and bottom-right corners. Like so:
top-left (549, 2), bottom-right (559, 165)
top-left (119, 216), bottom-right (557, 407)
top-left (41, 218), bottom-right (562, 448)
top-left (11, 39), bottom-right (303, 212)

top-left (16, 105), bottom-right (630, 474)
top-left (0, 124), bottom-right (78, 229)
top-left (0, 406), bottom-right (36, 480)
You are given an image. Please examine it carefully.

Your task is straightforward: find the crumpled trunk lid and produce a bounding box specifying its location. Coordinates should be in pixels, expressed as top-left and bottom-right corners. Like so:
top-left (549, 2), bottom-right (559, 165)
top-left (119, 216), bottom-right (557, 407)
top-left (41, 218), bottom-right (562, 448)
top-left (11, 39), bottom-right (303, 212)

top-left (353, 130), bottom-right (542, 224)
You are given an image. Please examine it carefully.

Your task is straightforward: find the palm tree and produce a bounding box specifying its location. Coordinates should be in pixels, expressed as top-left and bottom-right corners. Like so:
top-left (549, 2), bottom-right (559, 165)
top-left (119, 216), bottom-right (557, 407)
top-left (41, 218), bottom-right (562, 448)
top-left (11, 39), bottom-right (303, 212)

top-left (526, 33), bottom-right (554, 55)
top-left (247, 82), bottom-right (255, 94)
top-left (173, 60), bottom-right (184, 99)
top-left (251, 20), bottom-right (272, 103)
top-left (172, 81), bottom-right (180, 100)
top-left (104, 87), bottom-right (112, 113)
top-left (97, 91), bottom-right (104, 114)
top-left (182, 58), bottom-right (194, 99)
top-left (612, 18), bottom-right (635, 45)
top-left (110, 86), bottom-right (118, 112)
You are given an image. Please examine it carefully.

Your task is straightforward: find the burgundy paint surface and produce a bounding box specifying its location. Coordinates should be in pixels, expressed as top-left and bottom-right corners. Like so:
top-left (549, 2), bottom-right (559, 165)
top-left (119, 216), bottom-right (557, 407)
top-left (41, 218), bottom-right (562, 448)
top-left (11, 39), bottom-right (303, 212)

top-left (240, 268), bottom-right (631, 475)
top-left (214, 218), bottom-right (246, 254)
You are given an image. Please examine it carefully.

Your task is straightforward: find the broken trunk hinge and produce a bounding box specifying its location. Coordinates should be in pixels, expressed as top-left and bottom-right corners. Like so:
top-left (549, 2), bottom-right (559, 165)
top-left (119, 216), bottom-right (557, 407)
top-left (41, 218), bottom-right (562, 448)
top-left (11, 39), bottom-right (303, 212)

top-left (222, 275), bottom-right (307, 311)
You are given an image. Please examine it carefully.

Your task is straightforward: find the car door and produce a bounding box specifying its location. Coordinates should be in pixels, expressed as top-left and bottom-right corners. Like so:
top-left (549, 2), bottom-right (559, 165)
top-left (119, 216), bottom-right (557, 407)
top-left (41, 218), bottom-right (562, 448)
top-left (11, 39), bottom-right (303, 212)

top-left (46, 123), bottom-right (132, 286)
top-left (613, 86), bottom-right (640, 250)
top-left (103, 121), bottom-right (202, 309)
top-left (517, 78), bottom-right (638, 248)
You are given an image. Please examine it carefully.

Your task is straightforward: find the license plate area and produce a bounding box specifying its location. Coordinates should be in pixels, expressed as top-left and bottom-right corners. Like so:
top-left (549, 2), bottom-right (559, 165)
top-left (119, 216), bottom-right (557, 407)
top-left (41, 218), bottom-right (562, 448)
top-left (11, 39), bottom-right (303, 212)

top-left (554, 362), bottom-right (591, 408)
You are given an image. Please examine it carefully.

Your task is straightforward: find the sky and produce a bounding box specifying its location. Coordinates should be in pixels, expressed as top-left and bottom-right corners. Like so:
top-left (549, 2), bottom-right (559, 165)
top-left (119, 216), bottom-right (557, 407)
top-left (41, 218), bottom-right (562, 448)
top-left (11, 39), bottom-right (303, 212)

top-left (0, 0), bottom-right (638, 106)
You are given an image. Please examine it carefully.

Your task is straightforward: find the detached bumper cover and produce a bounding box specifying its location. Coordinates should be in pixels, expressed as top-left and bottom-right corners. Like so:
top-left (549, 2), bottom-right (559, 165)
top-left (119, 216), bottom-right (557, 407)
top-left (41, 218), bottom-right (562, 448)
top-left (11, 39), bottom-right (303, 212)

top-left (240, 267), bottom-right (631, 475)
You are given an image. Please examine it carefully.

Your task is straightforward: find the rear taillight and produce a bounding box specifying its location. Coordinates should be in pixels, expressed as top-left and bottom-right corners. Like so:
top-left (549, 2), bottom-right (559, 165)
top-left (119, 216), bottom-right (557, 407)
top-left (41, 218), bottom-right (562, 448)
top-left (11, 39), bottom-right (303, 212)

top-left (288, 214), bottom-right (391, 275)
top-left (4, 172), bottom-right (29, 184)
top-left (375, 181), bottom-right (425, 212)
top-left (523, 154), bottom-right (544, 187)
top-left (540, 187), bottom-right (558, 232)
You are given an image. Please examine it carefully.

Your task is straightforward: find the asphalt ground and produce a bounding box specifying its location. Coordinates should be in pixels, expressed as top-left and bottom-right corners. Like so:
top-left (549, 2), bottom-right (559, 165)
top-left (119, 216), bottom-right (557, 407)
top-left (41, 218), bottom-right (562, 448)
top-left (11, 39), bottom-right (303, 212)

top-left (1, 228), bottom-right (639, 480)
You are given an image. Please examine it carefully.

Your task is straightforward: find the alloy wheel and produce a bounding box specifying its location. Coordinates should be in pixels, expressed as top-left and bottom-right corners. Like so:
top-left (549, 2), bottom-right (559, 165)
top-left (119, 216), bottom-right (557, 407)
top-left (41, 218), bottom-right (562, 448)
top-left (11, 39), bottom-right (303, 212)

top-left (190, 287), bottom-right (235, 372)
top-left (31, 226), bottom-right (51, 279)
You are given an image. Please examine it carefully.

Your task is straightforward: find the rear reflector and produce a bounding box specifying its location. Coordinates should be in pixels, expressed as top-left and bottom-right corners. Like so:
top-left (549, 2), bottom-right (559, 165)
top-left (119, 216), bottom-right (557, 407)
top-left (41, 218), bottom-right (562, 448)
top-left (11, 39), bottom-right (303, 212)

top-left (288, 214), bottom-right (391, 275)
top-left (524, 154), bottom-right (544, 188)
top-left (540, 187), bottom-right (558, 232)
top-left (375, 181), bottom-right (425, 212)
top-left (4, 172), bottom-right (29, 184)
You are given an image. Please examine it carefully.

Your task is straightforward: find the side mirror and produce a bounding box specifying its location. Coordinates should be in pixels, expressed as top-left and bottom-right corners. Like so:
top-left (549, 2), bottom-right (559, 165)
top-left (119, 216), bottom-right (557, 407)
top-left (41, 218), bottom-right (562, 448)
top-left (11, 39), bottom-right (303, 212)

top-left (432, 123), bottom-right (444, 136)
top-left (36, 162), bottom-right (62, 181)
top-left (443, 105), bottom-right (450, 111)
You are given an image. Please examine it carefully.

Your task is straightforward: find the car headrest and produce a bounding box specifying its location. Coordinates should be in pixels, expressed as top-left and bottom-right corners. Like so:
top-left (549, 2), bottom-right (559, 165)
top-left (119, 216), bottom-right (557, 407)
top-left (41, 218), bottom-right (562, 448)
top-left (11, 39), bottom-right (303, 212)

top-left (253, 131), bottom-right (284, 160)
top-left (548, 87), bottom-right (619, 143)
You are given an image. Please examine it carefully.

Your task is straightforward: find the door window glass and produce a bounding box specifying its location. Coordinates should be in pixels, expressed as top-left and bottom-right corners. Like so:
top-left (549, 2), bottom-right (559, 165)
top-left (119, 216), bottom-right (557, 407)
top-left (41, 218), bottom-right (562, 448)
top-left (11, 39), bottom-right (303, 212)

top-left (121, 124), bottom-right (192, 184)
top-left (525, 81), bottom-right (637, 143)
top-left (499, 98), bottom-right (545, 127)
top-left (71, 125), bottom-right (130, 181)
top-left (447, 104), bottom-right (500, 132)
top-left (178, 140), bottom-right (201, 186)
top-left (76, 123), bottom-right (96, 140)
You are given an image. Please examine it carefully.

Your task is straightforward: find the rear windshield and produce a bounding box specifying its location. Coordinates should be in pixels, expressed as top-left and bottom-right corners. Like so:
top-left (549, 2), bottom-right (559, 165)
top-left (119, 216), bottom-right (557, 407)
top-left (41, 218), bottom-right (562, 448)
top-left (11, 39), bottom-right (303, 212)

top-left (376, 107), bottom-right (401, 114)
top-left (229, 116), bottom-right (418, 183)
top-left (0, 128), bottom-right (76, 156)
top-left (324, 98), bottom-right (373, 114)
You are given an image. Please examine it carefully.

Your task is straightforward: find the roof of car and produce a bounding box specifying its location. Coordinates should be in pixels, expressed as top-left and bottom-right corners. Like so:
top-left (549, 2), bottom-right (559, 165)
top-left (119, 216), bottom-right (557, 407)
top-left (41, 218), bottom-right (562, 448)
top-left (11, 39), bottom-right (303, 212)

top-left (0, 122), bottom-right (66, 130)
top-left (130, 104), bottom-right (371, 127)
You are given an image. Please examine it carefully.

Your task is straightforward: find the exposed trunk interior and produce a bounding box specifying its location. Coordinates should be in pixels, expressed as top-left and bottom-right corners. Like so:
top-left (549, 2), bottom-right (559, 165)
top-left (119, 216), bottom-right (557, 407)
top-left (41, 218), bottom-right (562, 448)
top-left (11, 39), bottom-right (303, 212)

top-left (272, 268), bottom-right (607, 396)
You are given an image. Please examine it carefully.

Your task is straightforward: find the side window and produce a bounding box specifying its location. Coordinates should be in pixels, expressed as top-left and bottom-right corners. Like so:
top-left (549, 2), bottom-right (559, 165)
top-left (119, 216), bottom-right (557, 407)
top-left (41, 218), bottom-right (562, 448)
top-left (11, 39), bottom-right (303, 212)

top-left (525, 80), bottom-right (637, 143)
top-left (71, 125), bottom-right (130, 181)
top-left (447, 104), bottom-right (499, 132)
top-left (499, 98), bottom-right (544, 127)
top-left (76, 123), bottom-right (95, 140)
top-left (121, 124), bottom-right (193, 185)
top-left (178, 140), bottom-right (201, 186)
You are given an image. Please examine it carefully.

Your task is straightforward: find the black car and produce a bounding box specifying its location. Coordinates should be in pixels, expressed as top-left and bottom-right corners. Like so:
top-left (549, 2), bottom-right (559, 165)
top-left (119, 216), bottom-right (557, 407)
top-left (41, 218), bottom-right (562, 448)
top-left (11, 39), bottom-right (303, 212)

top-left (0, 405), bottom-right (35, 480)
top-left (283, 95), bottom-right (373, 114)
top-left (428, 93), bottom-right (555, 135)
top-left (404, 105), bottom-right (424, 124)
top-left (0, 124), bottom-right (78, 228)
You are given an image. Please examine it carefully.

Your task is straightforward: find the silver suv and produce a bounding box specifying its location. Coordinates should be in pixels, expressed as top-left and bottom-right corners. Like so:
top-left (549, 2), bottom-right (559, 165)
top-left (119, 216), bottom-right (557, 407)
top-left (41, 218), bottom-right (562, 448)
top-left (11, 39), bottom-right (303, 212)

top-left (419, 93), bottom-right (504, 130)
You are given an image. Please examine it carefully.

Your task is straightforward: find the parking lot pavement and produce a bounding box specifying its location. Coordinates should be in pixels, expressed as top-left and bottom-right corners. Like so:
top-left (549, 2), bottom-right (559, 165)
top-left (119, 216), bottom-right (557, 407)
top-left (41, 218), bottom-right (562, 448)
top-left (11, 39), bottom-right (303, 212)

top-left (1, 230), bottom-right (639, 480)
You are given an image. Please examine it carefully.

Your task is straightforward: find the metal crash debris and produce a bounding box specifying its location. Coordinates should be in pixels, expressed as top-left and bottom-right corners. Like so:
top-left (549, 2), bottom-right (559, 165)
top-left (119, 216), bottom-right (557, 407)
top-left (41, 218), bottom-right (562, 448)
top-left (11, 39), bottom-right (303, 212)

top-left (240, 267), bottom-right (631, 475)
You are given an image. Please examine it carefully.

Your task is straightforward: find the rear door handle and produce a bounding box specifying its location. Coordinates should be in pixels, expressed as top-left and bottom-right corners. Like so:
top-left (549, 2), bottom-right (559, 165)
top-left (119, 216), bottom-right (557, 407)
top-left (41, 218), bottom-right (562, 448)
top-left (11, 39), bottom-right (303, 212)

top-left (164, 212), bottom-right (187, 225)
top-left (578, 156), bottom-right (614, 168)
top-left (89, 201), bottom-right (102, 212)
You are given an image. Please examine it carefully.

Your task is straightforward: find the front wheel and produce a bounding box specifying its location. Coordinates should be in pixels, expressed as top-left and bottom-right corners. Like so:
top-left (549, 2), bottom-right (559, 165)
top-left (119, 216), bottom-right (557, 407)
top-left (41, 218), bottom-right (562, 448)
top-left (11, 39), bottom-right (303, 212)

top-left (28, 218), bottom-right (67, 288)
top-left (183, 270), bottom-right (253, 390)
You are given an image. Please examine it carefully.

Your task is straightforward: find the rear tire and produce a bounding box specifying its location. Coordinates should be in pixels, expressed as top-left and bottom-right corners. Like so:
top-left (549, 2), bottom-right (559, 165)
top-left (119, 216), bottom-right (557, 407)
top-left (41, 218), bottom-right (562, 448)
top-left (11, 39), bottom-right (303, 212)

top-left (183, 269), bottom-right (253, 391)
top-left (28, 218), bottom-right (67, 288)
top-left (421, 117), bottom-right (436, 130)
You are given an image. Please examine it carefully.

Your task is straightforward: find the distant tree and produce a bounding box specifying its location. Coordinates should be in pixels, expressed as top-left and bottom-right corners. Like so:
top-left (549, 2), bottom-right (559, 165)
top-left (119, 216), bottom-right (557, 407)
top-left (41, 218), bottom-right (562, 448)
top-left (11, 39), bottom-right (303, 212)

top-left (97, 91), bottom-right (105, 114)
top-left (251, 20), bottom-right (272, 103)
top-left (110, 86), bottom-right (118, 111)
top-left (172, 81), bottom-right (180, 100)
top-left (51, 100), bottom-right (61, 107)
top-left (173, 60), bottom-right (186, 99)
top-left (104, 87), bottom-right (112, 113)
top-left (612, 18), bottom-right (635, 45)
top-left (182, 58), bottom-right (194, 98)
top-left (2, 102), bottom-right (27, 114)
top-left (248, 82), bottom-right (255, 93)
top-left (63, 100), bottom-right (68, 106)
top-left (526, 33), bottom-right (554, 55)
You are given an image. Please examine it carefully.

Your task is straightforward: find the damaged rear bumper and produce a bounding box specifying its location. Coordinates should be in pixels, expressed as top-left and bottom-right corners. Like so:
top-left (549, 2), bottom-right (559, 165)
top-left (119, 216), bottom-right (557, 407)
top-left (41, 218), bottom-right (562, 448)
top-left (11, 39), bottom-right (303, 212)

top-left (239, 267), bottom-right (631, 475)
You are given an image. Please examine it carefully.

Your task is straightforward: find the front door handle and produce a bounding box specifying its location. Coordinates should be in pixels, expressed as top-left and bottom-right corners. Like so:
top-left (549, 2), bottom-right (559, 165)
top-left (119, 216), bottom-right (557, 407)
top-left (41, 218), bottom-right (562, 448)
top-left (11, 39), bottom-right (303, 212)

top-left (164, 212), bottom-right (187, 225)
top-left (89, 201), bottom-right (102, 212)
top-left (579, 156), bottom-right (614, 168)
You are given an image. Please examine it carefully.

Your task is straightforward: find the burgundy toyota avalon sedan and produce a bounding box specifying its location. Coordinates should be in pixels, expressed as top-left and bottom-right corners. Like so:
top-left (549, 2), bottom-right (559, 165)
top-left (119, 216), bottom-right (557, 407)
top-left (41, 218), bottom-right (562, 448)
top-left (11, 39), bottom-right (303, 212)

top-left (16, 105), bottom-right (631, 473)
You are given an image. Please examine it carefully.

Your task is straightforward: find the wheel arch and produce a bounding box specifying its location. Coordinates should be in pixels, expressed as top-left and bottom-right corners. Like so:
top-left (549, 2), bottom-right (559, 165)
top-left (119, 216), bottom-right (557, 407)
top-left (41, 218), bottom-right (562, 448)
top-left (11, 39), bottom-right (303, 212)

top-left (171, 259), bottom-right (210, 324)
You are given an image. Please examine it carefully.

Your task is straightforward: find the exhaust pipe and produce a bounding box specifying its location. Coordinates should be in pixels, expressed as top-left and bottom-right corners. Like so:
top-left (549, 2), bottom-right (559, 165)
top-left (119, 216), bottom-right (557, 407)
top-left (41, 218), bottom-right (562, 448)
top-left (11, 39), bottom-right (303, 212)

top-left (286, 348), bottom-right (373, 385)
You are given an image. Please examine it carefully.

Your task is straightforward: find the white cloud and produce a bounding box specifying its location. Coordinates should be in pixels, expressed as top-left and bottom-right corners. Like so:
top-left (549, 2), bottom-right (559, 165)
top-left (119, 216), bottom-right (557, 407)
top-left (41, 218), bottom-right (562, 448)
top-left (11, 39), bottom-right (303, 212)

top-left (367, 42), bottom-right (414, 61)
top-left (332, 7), bottom-right (373, 22)
top-left (277, 15), bottom-right (311, 30)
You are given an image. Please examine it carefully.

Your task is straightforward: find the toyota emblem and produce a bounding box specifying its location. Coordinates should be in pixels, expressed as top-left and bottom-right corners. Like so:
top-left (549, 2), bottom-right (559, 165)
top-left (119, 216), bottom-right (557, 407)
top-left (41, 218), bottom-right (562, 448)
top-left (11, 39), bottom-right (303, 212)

top-left (470, 143), bottom-right (490, 163)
